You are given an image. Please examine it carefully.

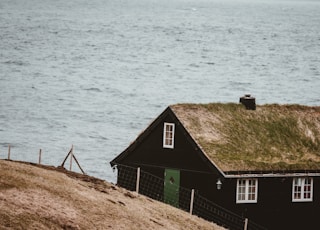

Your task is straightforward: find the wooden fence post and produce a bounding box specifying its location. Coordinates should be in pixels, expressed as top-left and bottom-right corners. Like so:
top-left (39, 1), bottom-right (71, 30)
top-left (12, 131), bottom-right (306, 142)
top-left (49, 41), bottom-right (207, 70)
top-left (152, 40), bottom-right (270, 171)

top-left (69, 145), bottom-right (73, 171)
top-left (244, 218), bottom-right (248, 230)
top-left (38, 149), bottom-right (42, 164)
top-left (190, 189), bottom-right (195, 215)
top-left (60, 145), bottom-right (85, 174)
top-left (136, 167), bottom-right (140, 193)
top-left (72, 154), bottom-right (85, 175)
top-left (8, 145), bottom-right (11, 160)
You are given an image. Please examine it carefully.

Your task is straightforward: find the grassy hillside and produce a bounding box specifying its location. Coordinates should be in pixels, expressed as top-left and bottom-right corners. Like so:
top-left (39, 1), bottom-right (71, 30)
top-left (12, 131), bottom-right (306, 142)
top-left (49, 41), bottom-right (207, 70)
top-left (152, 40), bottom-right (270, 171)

top-left (0, 160), bottom-right (224, 230)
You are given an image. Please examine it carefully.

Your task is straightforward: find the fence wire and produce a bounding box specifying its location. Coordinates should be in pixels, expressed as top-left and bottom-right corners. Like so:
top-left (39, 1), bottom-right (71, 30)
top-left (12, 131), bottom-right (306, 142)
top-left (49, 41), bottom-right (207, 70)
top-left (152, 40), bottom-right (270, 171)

top-left (114, 164), bottom-right (267, 230)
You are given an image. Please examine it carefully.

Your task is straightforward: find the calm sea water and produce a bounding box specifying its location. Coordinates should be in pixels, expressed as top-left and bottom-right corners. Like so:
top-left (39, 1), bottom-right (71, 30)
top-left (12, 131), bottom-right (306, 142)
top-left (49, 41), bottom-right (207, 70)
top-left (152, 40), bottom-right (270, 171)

top-left (0, 0), bottom-right (319, 182)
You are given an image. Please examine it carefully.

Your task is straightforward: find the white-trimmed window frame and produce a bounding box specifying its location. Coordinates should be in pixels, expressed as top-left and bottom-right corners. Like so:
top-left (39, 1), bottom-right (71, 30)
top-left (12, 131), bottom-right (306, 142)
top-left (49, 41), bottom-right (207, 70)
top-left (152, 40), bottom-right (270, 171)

top-left (236, 179), bottom-right (258, 203)
top-left (292, 177), bottom-right (313, 202)
top-left (163, 122), bottom-right (175, 149)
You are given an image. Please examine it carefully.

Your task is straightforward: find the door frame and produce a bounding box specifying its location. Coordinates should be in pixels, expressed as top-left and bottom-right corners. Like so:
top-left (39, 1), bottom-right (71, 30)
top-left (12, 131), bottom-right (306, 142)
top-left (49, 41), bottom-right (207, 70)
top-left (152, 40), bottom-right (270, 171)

top-left (164, 168), bottom-right (180, 207)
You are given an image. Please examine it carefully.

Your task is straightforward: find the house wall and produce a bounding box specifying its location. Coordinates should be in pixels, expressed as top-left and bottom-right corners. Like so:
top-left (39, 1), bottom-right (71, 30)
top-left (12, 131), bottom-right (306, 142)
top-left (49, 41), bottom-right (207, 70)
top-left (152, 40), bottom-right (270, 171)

top-left (115, 110), bottom-right (223, 214)
top-left (118, 164), bottom-right (320, 229)
top-left (119, 112), bottom-right (218, 174)
top-left (217, 177), bottom-right (320, 230)
top-left (114, 109), bottom-right (320, 230)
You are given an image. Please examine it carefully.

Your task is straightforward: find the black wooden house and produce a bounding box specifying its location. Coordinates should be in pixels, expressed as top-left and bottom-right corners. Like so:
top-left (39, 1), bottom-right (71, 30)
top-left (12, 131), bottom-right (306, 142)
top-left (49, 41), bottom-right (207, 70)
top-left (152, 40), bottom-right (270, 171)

top-left (110, 101), bottom-right (320, 230)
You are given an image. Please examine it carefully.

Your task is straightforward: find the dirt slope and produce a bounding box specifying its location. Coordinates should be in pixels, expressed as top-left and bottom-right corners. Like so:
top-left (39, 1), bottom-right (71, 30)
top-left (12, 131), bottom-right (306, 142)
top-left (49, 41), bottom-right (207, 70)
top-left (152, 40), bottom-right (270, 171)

top-left (0, 160), bottom-right (225, 230)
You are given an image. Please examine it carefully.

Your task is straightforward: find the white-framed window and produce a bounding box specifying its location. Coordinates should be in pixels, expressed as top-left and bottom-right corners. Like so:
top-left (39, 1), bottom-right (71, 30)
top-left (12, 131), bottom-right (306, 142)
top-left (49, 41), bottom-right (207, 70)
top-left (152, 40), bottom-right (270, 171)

top-left (292, 177), bottom-right (313, 202)
top-left (163, 123), bottom-right (175, 149)
top-left (236, 179), bottom-right (258, 203)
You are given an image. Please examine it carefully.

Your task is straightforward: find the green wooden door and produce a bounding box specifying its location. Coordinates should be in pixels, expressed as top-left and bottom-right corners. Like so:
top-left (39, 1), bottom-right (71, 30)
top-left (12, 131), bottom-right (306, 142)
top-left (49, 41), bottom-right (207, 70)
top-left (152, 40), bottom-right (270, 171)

top-left (164, 169), bottom-right (180, 207)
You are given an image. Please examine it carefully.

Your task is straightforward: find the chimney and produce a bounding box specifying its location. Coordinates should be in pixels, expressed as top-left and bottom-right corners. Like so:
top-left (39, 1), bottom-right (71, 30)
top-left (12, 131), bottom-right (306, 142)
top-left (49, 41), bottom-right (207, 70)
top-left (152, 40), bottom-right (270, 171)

top-left (239, 94), bottom-right (256, 110)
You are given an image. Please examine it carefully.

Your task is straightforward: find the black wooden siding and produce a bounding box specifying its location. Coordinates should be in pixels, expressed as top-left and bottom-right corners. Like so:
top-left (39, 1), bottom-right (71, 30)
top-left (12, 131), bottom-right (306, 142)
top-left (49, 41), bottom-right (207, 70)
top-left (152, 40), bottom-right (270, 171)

top-left (112, 107), bottom-right (320, 230)
top-left (118, 110), bottom-right (218, 174)
top-left (211, 177), bottom-right (320, 230)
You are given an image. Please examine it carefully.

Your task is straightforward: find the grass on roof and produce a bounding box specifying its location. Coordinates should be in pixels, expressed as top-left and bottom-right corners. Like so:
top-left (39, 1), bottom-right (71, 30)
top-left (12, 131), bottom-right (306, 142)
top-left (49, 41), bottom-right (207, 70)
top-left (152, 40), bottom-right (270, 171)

top-left (172, 103), bottom-right (320, 171)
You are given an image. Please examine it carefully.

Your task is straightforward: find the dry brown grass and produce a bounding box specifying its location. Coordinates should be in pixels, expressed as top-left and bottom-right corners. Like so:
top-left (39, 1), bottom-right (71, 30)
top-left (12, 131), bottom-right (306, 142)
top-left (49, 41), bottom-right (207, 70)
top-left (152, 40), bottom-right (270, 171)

top-left (0, 160), bottom-right (225, 230)
top-left (171, 103), bottom-right (320, 172)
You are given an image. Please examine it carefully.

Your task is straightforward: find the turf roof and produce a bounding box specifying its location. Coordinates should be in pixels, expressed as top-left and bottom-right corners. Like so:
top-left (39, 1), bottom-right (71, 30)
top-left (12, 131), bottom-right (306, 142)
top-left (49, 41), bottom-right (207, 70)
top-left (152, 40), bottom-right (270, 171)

top-left (170, 103), bottom-right (320, 172)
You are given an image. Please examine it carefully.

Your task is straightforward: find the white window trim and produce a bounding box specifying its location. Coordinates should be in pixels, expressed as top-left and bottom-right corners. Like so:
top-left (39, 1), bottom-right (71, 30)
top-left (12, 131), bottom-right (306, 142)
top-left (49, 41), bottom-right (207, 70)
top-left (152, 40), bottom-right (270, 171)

top-left (292, 177), bottom-right (313, 202)
top-left (163, 122), bottom-right (175, 149)
top-left (236, 179), bottom-right (258, 204)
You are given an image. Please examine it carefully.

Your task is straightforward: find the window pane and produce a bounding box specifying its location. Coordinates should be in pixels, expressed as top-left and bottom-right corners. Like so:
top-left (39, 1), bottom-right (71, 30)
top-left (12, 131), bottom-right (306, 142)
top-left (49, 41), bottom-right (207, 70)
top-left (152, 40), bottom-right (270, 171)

top-left (237, 180), bottom-right (246, 201)
top-left (163, 123), bottom-right (175, 148)
top-left (304, 191), bottom-right (311, 199)
top-left (238, 193), bottom-right (245, 200)
top-left (305, 178), bottom-right (311, 185)
top-left (303, 178), bottom-right (312, 200)
top-left (248, 193), bottom-right (255, 200)
top-left (248, 179), bottom-right (256, 200)
top-left (237, 179), bottom-right (257, 203)
top-left (294, 184), bottom-right (301, 199)
top-left (293, 178), bottom-right (312, 201)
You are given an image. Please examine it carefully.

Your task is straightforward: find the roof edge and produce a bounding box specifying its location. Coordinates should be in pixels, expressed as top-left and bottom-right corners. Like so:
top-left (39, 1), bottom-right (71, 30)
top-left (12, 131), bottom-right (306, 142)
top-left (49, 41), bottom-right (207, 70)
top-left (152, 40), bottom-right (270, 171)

top-left (110, 106), bottom-right (172, 166)
top-left (169, 105), bottom-right (226, 177)
top-left (225, 172), bottom-right (320, 178)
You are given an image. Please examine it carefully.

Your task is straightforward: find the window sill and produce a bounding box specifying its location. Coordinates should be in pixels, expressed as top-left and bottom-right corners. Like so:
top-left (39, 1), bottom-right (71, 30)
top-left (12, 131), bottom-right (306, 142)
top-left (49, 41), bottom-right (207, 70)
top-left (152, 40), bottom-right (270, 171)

top-left (292, 199), bottom-right (313, 203)
top-left (236, 200), bottom-right (257, 204)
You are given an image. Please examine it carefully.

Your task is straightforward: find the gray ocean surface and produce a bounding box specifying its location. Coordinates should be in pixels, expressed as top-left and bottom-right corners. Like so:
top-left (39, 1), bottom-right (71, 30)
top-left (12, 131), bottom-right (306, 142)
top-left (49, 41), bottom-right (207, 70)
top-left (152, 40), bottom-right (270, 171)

top-left (1, 0), bottom-right (319, 182)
